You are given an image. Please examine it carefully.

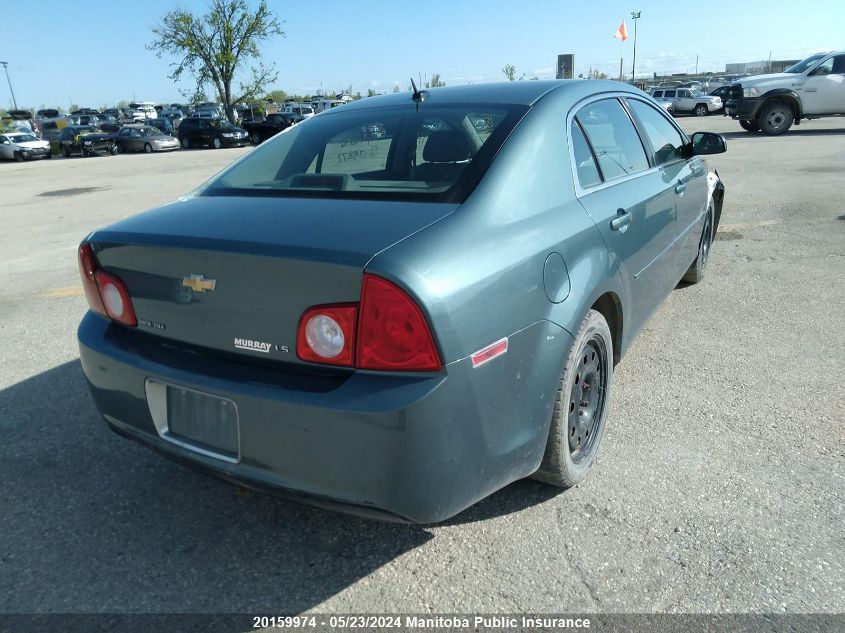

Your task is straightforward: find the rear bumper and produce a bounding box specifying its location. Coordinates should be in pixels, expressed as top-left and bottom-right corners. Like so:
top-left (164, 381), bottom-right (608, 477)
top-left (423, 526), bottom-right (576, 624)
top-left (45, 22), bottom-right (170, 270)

top-left (78, 313), bottom-right (572, 523)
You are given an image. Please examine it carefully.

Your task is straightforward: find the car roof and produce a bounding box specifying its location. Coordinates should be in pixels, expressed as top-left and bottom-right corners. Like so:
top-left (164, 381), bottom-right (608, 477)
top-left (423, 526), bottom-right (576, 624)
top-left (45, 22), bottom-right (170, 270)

top-left (329, 80), bottom-right (641, 113)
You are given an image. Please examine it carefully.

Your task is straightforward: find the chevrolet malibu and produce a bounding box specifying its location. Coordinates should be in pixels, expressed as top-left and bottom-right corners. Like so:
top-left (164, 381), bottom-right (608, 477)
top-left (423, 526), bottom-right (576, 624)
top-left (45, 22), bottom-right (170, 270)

top-left (77, 81), bottom-right (726, 523)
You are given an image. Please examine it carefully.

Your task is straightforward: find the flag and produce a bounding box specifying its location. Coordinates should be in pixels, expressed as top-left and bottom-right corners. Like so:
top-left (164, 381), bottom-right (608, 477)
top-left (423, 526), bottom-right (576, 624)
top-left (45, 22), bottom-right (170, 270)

top-left (614, 20), bottom-right (629, 41)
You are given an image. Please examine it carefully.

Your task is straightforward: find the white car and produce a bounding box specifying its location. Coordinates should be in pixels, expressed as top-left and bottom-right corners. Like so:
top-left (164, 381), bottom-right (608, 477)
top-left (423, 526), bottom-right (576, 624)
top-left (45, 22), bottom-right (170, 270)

top-left (0, 131), bottom-right (52, 161)
top-left (280, 103), bottom-right (315, 119)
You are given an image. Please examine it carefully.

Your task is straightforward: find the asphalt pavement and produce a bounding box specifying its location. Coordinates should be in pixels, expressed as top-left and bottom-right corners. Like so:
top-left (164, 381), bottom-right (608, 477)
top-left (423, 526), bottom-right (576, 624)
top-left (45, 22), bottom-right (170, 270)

top-left (0, 116), bottom-right (842, 616)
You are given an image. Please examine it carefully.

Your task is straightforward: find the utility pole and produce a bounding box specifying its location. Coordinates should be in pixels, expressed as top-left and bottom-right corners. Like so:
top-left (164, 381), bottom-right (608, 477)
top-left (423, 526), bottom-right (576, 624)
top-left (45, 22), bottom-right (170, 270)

top-left (0, 61), bottom-right (18, 110)
top-left (695, 54), bottom-right (699, 75)
top-left (631, 11), bottom-right (641, 81)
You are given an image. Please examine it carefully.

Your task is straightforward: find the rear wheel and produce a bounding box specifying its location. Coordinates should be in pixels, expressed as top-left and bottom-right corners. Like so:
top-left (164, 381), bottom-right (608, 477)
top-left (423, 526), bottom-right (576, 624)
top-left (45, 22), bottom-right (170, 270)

top-left (14, 152), bottom-right (23, 162)
top-left (212, 136), bottom-right (222, 149)
top-left (759, 100), bottom-right (794, 135)
top-left (694, 103), bottom-right (709, 117)
top-left (144, 143), bottom-right (153, 153)
top-left (180, 136), bottom-right (191, 149)
top-left (533, 309), bottom-right (613, 488)
top-left (683, 202), bottom-right (714, 284)
top-left (251, 132), bottom-right (261, 144)
top-left (739, 119), bottom-right (759, 132)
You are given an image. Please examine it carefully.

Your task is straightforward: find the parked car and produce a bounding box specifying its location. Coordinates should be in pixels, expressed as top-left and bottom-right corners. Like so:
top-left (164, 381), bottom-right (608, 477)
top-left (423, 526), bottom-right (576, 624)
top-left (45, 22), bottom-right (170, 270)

top-left (725, 51), bottom-right (845, 134)
top-left (709, 86), bottom-right (731, 102)
top-left (114, 126), bottom-right (180, 153)
top-left (0, 131), bottom-right (52, 161)
top-left (147, 117), bottom-right (178, 135)
top-left (129, 102), bottom-right (158, 121)
top-left (76, 81), bottom-right (726, 523)
top-left (242, 112), bottom-right (299, 143)
top-left (58, 125), bottom-right (117, 157)
top-left (177, 117), bottom-right (248, 149)
top-left (650, 88), bottom-right (722, 116)
top-left (36, 108), bottom-right (61, 119)
top-left (280, 102), bottom-right (315, 119)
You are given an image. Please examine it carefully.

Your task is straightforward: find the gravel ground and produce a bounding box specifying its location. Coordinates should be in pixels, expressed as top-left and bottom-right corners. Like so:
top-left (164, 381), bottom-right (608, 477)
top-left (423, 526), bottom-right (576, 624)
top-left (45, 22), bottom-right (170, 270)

top-left (0, 116), bottom-right (842, 616)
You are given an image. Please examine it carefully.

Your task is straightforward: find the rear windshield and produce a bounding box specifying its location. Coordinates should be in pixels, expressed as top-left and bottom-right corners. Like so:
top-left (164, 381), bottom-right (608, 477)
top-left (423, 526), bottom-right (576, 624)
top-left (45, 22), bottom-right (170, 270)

top-left (201, 102), bottom-right (527, 202)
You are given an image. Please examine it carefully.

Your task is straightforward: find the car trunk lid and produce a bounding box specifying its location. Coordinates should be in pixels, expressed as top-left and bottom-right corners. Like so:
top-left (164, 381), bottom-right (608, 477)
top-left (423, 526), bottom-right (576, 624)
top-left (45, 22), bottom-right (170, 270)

top-left (89, 195), bottom-right (454, 366)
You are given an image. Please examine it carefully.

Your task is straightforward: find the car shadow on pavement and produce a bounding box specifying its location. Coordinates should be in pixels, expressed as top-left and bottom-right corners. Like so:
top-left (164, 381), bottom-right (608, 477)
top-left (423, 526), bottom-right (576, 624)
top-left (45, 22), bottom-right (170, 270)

top-left (0, 360), bottom-right (559, 614)
top-left (719, 128), bottom-right (845, 140)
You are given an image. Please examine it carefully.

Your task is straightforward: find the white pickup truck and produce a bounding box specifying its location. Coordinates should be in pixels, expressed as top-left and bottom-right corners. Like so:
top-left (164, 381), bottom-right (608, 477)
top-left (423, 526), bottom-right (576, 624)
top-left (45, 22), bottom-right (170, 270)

top-left (725, 51), bottom-right (845, 134)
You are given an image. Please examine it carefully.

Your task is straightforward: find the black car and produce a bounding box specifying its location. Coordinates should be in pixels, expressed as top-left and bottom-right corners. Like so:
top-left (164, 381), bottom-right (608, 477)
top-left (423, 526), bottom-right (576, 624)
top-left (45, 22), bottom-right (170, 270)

top-left (178, 117), bottom-right (249, 149)
top-left (709, 86), bottom-right (731, 101)
top-left (58, 125), bottom-right (117, 157)
top-left (241, 112), bottom-right (299, 144)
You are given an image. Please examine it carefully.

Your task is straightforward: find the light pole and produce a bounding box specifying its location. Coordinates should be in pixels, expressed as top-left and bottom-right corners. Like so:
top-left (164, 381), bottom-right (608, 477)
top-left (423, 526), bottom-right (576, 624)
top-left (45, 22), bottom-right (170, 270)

top-left (631, 12), bottom-right (641, 83)
top-left (0, 61), bottom-right (18, 110)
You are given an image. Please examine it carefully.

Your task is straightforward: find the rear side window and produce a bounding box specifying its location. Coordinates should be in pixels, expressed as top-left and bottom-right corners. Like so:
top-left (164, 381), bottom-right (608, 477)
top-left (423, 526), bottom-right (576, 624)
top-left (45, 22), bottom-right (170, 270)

top-left (664, 90), bottom-right (677, 98)
top-left (203, 103), bottom-right (527, 202)
top-left (627, 99), bottom-right (686, 165)
top-left (653, 91), bottom-right (663, 98)
top-left (569, 121), bottom-right (602, 188)
top-left (575, 99), bottom-right (649, 182)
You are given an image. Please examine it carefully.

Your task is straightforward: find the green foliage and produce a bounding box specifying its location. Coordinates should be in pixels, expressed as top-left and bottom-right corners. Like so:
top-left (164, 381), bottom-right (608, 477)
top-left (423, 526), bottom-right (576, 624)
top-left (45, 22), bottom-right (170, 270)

top-left (148, 0), bottom-right (284, 120)
top-left (264, 89), bottom-right (287, 103)
top-left (427, 73), bottom-right (446, 88)
top-left (502, 65), bottom-right (517, 81)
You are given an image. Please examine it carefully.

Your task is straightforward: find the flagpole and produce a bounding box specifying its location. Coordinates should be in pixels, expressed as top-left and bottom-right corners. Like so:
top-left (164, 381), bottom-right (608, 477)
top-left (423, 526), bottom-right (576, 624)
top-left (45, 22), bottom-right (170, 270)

top-left (619, 39), bottom-right (623, 82)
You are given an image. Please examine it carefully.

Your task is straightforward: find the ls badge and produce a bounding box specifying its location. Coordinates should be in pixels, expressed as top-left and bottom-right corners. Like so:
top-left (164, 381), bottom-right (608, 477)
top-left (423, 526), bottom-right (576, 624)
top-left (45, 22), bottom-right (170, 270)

top-left (182, 274), bottom-right (216, 293)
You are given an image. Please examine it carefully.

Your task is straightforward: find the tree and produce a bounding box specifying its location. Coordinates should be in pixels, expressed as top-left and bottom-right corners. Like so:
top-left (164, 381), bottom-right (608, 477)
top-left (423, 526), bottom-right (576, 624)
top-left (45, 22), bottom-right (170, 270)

top-left (427, 73), bottom-right (446, 88)
top-left (366, 88), bottom-right (379, 97)
top-left (264, 89), bottom-right (287, 104)
top-left (502, 64), bottom-right (517, 81)
top-left (392, 84), bottom-right (401, 93)
top-left (148, 0), bottom-right (284, 120)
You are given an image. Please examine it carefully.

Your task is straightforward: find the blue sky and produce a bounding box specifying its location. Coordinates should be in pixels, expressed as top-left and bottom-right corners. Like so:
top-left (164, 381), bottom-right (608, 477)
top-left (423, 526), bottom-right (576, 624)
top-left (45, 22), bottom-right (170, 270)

top-left (1, 0), bottom-right (842, 108)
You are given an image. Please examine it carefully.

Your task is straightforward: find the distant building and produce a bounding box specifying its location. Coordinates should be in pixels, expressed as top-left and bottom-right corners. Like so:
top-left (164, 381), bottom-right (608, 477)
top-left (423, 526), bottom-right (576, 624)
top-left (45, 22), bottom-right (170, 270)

top-left (725, 59), bottom-right (799, 74)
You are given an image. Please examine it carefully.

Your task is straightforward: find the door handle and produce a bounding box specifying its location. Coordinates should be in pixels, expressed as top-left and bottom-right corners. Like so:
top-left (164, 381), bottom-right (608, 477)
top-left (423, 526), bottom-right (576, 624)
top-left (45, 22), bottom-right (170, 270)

top-left (610, 208), bottom-right (632, 231)
top-left (675, 181), bottom-right (687, 194)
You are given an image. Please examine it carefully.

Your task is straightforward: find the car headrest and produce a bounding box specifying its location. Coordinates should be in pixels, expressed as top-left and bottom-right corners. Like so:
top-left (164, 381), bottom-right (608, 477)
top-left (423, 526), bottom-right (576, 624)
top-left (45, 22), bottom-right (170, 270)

top-left (423, 131), bottom-right (472, 163)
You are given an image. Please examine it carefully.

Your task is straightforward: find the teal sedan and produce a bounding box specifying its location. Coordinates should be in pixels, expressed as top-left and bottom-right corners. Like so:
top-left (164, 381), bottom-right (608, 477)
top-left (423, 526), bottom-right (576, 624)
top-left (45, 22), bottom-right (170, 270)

top-left (77, 81), bottom-right (725, 522)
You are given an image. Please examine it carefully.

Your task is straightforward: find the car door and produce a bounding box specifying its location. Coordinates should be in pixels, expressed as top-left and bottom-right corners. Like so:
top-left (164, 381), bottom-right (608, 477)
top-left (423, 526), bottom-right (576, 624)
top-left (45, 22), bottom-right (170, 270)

top-left (662, 89), bottom-right (678, 110)
top-left (801, 54), bottom-right (845, 114)
top-left (127, 128), bottom-right (143, 151)
top-left (626, 97), bottom-right (709, 279)
top-left (571, 97), bottom-right (679, 335)
top-left (677, 89), bottom-right (695, 112)
top-left (117, 128), bottom-right (132, 151)
top-left (198, 119), bottom-right (212, 145)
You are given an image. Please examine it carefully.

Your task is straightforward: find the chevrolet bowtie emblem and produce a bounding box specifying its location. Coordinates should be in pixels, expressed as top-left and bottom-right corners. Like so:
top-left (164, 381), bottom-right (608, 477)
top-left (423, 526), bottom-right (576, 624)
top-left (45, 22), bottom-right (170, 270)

top-left (182, 274), bottom-right (216, 293)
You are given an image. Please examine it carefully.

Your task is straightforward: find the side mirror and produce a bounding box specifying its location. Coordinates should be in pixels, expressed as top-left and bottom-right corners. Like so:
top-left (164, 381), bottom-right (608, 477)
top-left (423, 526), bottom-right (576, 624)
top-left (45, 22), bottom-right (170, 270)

top-left (691, 131), bottom-right (727, 155)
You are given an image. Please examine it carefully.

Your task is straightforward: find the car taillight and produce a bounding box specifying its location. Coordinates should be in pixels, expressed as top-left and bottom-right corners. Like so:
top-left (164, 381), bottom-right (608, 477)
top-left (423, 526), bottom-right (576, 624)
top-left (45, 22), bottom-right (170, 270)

top-left (356, 274), bottom-right (441, 372)
top-left (296, 304), bottom-right (357, 367)
top-left (296, 275), bottom-right (441, 372)
top-left (78, 244), bottom-right (106, 317)
top-left (77, 242), bottom-right (137, 327)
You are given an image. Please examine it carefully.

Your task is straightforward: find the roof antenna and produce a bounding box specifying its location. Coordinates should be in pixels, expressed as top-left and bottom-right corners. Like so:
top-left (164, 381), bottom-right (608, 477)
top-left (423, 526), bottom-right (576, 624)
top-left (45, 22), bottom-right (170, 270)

top-left (410, 77), bottom-right (429, 106)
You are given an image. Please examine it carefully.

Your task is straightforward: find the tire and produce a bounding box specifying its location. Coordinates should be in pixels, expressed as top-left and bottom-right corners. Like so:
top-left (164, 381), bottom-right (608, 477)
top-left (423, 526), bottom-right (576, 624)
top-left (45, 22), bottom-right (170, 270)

top-left (14, 152), bottom-right (23, 162)
top-left (533, 309), bottom-right (613, 488)
top-left (115, 143), bottom-right (123, 153)
top-left (682, 202), bottom-right (715, 284)
top-left (80, 146), bottom-right (87, 157)
top-left (739, 119), bottom-right (759, 132)
top-left (45, 152), bottom-right (52, 159)
top-left (144, 143), bottom-right (153, 154)
top-left (212, 136), bottom-right (222, 149)
top-left (758, 100), bottom-right (794, 135)
top-left (110, 144), bottom-right (118, 156)
top-left (180, 136), bottom-right (191, 149)
top-left (251, 132), bottom-right (261, 144)
top-left (694, 103), bottom-right (709, 117)
top-left (62, 145), bottom-right (70, 158)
